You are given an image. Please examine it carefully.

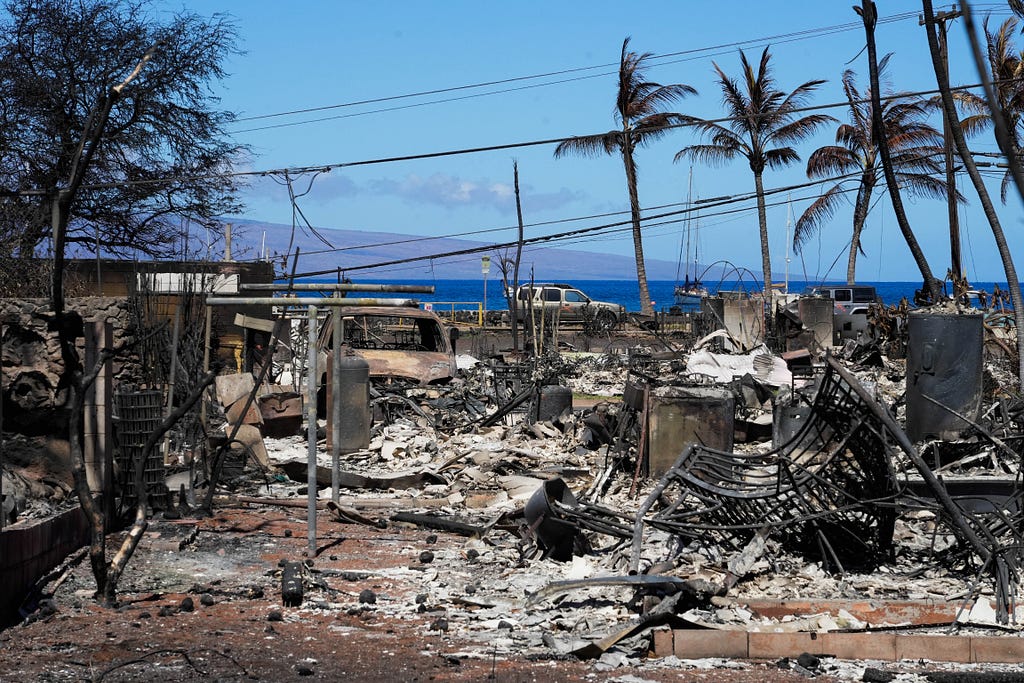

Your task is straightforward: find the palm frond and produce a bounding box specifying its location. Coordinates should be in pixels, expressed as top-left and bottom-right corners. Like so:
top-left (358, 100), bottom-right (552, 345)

top-left (793, 183), bottom-right (847, 251)
top-left (633, 113), bottom-right (694, 145)
top-left (771, 113), bottom-right (835, 145)
top-left (764, 147), bottom-right (800, 170)
top-left (893, 171), bottom-right (963, 203)
top-left (633, 82), bottom-right (697, 115)
top-left (952, 90), bottom-right (989, 115)
top-left (806, 145), bottom-right (859, 179)
top-left (675, 143), bottom-right (740, 166)
top-left (712, 61), bottom-right (751, 126)
top-left (554, 133), bottom-right (619, 159)
top-left (959, 113), bottom-right (993, 137)
top-left (835, 122), bottom-right (868, 151)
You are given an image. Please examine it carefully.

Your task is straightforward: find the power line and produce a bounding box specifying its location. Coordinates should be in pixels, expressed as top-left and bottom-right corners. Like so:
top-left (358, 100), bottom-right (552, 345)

top-left (9, 78), bottom-right (999, 199)
top-left (284, 172), bottom-right (866, 278)
top-left (230, 10), bottom-right (928, 133)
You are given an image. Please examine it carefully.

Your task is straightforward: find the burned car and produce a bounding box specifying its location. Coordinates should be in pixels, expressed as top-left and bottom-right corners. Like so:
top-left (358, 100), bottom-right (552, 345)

top-left (321, 306), bottom-right (458, 385)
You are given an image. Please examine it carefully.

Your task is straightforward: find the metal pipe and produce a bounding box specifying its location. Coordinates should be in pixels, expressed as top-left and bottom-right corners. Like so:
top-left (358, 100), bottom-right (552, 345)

top-left (306, 305), bottom-right (319, 556)
top-left (240, 283), bottom-right (434, 293)
top-left (205, 297), bottom-right (418, 307)
top-left (331, 312), bottom-right (342, 504)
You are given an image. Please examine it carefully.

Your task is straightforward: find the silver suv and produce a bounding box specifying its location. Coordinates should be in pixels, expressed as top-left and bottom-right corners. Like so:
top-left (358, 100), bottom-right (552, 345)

top-left (511, 283), bottom-right (624, 330)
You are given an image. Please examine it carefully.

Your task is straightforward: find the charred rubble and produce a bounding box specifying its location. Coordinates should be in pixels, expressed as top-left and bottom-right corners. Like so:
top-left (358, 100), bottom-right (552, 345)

top-left (3, 291), bottom-right (1024, 674)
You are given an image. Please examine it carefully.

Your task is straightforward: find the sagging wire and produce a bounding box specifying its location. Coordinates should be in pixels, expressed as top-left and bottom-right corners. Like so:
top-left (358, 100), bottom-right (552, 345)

top-left (276, 170), bottom-right (336, 259)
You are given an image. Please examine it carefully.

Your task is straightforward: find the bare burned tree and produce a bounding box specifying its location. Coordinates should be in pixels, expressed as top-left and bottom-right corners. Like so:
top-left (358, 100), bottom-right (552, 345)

top-left (0, 0), bottom-right (247, 261)
top-left (511, 160), bottom-right (525, 353)
top-left (12, 0), bottom-right (245, 603)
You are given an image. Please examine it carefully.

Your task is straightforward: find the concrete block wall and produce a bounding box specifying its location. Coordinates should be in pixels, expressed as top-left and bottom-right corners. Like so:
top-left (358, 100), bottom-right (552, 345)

top-left (0, 506), bottom-right (90, 622)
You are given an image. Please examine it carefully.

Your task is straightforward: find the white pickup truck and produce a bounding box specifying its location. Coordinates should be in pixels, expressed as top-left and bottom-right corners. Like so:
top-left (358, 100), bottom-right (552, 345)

top-left (511, 283), bottom-right (625, 331)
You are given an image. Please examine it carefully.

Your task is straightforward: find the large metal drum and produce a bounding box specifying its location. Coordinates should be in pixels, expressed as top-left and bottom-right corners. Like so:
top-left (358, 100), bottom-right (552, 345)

top-left (334, 350), bottom-right (370, 450)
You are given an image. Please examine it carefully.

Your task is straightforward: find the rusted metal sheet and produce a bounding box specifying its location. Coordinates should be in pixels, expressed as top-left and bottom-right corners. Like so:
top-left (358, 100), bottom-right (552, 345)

top-left (354, 349), bottom-right (456, 385)
top-left (646, 386), bottom-right (734, 478)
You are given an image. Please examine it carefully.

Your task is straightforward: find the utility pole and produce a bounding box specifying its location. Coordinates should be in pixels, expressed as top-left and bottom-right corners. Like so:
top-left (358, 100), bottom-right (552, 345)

top-left (921, 5), bottom-right (964, 280)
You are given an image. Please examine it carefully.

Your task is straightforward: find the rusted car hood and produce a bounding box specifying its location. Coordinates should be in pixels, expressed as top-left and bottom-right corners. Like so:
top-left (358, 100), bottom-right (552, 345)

top-left (355, 349), bottom-right (456, 384)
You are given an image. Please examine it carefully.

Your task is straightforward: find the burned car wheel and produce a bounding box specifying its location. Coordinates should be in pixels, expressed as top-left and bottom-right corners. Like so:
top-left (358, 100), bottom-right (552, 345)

top-left (593, 310), bottom-right (617, 332)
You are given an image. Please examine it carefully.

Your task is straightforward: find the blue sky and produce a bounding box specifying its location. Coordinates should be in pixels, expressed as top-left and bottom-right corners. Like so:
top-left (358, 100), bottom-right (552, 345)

top-left (158, 1), bottom-right (1021, 282)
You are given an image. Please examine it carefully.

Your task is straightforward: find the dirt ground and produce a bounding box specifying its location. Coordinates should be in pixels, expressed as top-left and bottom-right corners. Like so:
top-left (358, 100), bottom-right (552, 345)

top-left (0, 504), bottom-right (841, 683)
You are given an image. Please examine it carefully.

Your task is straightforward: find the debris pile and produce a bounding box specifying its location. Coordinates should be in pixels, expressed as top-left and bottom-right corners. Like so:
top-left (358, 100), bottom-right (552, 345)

top-left (5, 293), bottom-right (1024, 678)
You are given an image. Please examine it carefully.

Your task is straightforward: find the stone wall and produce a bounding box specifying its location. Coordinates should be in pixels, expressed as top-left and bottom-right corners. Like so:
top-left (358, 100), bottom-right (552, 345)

top-left (1, 297), bottom-right (141, 435)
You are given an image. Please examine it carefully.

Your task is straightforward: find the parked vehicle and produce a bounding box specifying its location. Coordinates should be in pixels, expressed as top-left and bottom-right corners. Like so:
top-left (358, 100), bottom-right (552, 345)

top-left (802, 284), bottom-right (880, 316)
top-left (511, 283), bottom-right (625, 330)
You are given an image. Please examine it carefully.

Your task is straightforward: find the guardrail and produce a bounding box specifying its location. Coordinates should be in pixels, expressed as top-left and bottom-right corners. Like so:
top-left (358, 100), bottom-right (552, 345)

top-left (423, 301), bottom-right (485, 326)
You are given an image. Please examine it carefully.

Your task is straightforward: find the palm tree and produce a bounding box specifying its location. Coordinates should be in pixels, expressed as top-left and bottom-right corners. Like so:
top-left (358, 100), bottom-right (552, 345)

top-left (795, 59), bottom-right (953, 285)
top-left (554, 37), bottom-right (696, 316)
top-left (923, 0), bottom-right (1024, 386)
top-left (676, 47), bottom-right (832, 293)
top-left (953, 15), bottom-right (1024, 203)
top-left (856, 0), bottom-right (943, 303)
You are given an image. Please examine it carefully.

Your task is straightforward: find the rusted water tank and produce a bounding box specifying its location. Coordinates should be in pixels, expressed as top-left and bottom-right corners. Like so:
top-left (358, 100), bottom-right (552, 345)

top-left (647, 385), bottom-right (734, 478)
top-left (906, 310), bottom-right (983, 441)
top-left (334, 349), bottom-right (370, 450)
top-left (535, 384), bottom-right (572, 422)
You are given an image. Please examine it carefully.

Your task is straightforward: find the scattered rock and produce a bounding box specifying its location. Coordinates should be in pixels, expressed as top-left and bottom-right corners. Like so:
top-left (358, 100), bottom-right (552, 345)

top-left (862, 668), bottom-right (896, 683)
top-left (797, 652), bottom-right (819, 670)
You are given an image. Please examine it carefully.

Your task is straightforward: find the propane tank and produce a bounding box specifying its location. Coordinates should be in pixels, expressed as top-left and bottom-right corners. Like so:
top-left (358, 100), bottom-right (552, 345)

top-left (335, 347), bottom-right (370, 450)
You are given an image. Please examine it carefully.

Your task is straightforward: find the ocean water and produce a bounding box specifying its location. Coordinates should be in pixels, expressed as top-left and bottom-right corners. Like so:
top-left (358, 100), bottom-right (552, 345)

top-left (308, 278), bottom-right (1019, 313)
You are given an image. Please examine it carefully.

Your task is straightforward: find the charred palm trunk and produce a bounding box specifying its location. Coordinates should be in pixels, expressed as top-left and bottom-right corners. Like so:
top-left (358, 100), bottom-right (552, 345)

top-left (847, 174), bottom-right (875, 284)
top-left (753, 171), bottom-right (772, 293)
top-left (621, 137), bottom-right (653, 316)
top-left (924, 0), bottom-right (1024, 386)
top-left (858, 0), bottom-right (942, 302)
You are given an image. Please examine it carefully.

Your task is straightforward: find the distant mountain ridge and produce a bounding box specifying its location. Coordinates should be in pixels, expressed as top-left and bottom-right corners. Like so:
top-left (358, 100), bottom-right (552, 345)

top-left (227, 218), bottom-right (720, 281)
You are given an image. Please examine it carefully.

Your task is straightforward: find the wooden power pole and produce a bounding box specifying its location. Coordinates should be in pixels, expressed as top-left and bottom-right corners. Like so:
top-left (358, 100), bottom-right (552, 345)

top-left (922, 6), bottom-right (964, 279)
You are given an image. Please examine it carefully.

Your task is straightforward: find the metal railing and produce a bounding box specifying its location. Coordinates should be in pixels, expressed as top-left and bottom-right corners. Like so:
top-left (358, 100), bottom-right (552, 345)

top-left (424, 301), bottom-right (484, 326)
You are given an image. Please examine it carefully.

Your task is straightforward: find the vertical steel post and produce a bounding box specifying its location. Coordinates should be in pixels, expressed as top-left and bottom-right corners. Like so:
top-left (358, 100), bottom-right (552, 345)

top-left (306, 305), bottom-right (318, 556)
top-left (331, 311), bottom-right (342, 504)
